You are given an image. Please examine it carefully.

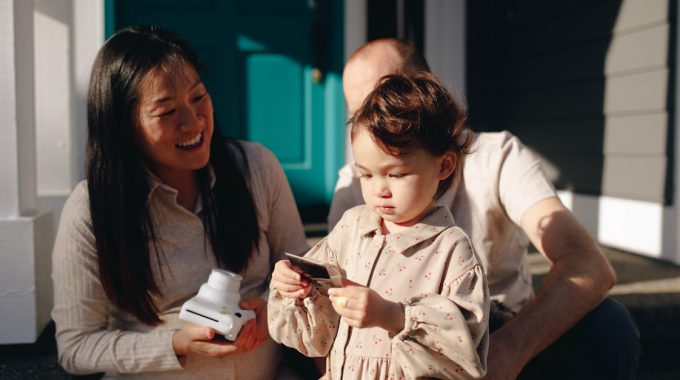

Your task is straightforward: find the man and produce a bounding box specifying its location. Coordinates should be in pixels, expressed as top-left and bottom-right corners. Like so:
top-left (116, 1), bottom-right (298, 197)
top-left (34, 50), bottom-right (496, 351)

top-left (330, 38), bottom-right (639, 379)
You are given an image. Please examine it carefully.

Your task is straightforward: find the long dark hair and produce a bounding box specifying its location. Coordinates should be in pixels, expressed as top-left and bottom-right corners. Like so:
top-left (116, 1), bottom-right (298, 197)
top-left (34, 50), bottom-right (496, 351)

top-left (86, 26), bottom-right (259, 325)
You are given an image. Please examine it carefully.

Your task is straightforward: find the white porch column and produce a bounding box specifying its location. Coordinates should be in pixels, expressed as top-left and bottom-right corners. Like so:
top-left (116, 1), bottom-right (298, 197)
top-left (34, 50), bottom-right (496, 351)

top-left (33, 0), bottom-right (103, 240)
top-left (0, 0), bottom-right (53, 344)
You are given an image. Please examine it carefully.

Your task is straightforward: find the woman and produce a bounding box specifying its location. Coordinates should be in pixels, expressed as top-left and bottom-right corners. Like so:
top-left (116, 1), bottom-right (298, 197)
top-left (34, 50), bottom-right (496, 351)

top-left (51, 26), bottom-right (308, 379)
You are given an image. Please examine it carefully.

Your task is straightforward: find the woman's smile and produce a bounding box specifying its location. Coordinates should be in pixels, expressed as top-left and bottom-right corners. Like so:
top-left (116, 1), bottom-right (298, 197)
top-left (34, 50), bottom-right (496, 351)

top-left (135, 62), bottom-right (215, 184)
top-left (176, 131), bottom-right (204, 150)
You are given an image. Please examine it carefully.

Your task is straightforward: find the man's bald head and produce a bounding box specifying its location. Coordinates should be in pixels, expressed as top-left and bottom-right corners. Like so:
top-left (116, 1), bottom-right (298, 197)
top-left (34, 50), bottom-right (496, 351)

top-left (343, 38), bottom-right (430, 114)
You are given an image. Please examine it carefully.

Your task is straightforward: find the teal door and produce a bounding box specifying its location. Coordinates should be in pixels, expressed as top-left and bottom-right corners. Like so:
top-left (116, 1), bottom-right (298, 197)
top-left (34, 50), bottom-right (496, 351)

top-left (107, 0), bottom-right (346, 208)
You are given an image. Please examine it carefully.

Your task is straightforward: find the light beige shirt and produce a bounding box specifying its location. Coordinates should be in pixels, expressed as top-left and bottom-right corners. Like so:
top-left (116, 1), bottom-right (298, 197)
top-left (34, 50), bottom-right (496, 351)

top-left (269, 205), bottom-right (489, 380)
top-left (51, 141), bottom-right (309, 379)
top-left (328, 131), bottom-right (556, 312)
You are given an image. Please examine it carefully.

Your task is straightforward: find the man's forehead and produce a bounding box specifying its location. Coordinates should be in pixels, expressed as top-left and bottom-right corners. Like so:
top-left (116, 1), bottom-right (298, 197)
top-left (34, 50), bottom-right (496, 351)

top-left (344, 59), bottom-right (397, 113)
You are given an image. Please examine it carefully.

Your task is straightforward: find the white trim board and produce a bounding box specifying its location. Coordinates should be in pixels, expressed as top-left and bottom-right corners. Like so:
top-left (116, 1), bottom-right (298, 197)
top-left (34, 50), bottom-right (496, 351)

top-left (557, 191), bottom-right (678, 265)
top-left (342, 0), bottom-right (366, 166)
top-left (674, 0), bottom-right (680, 270)
top-left (425, 0), bottom-right (466, 96)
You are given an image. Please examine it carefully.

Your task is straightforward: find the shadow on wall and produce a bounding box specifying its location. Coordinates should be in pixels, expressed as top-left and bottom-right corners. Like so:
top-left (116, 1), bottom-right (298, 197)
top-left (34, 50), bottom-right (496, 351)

top-left (467, 0), bottom-right (624, 199)
top-left (467, 0), bottom-right (677, 263)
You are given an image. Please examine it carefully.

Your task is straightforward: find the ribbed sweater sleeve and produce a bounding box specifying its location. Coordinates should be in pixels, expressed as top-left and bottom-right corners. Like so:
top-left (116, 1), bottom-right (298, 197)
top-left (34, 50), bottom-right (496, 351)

top-left (51, 182), bottom-right (183, 375)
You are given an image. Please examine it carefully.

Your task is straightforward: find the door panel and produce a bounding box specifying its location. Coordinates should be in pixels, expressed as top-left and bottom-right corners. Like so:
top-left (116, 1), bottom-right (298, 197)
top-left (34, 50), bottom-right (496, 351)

top-left (246, 54), bottom-right (305, 163)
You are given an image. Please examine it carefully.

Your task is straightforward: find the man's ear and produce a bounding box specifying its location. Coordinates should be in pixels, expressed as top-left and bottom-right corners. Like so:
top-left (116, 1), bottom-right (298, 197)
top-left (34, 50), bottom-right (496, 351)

top-left (439, 152), bottom-right (457, 180)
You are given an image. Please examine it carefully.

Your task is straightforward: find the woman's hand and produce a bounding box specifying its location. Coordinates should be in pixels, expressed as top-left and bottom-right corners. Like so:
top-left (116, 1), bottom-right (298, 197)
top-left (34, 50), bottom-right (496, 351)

top-left (172, 297), bottom-right (272, 357)
top-left (172, 324), bottom-right (244, 358)
top-left (270, 260), bottom-right (312, 298)
top-left (237, 297), bottom-right (270, 352)
top-left (328, 279), bottom-right (405, 334)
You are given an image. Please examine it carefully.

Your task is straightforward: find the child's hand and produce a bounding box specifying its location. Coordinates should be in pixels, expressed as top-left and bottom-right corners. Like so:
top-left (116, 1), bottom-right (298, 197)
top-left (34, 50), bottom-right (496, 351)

top-left (271, 260), bottom-right (312, 298)
top-left (328, 279), bottom-right (405, 334)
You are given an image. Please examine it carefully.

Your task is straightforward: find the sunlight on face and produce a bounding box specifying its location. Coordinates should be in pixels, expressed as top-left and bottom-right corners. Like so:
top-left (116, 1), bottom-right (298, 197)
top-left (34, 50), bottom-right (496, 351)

top-left (352, 127), bottom-right (449, 231)
top-left (342, 52), bottom-right (399, 115)
top-left (343, 60), bottom-right (383, 115)
top-left (135, 62), bottom-right (214, 184)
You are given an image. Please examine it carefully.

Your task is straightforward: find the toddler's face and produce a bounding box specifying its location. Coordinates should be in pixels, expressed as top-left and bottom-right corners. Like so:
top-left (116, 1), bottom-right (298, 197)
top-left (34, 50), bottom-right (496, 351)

top-left (352, 127), bottom-right (451, 229)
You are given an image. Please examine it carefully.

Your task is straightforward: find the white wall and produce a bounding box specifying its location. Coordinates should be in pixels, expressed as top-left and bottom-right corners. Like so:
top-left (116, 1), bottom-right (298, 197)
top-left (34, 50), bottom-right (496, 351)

top-left (344, 0), bottom-right (367, 63)
top-left (0, 0), bottom-right (103, 344)
top-left (35, 0), bottom-right (103, 240)
top-left (35, 0), bottom-right (73, 196)
top-left (342, 0), bottom-right (367, 165)
top-left (1, 0), bottom-right (37, 219)
top-left (559, 191), bottom-right (679, 264)
top-left (72, 0), bottom-right (104, 184)
top-left (0, 0), bottom-right (53, 344)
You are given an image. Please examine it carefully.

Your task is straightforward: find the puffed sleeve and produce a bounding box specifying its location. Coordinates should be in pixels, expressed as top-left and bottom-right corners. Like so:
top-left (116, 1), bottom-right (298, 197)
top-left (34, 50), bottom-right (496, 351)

top-left (267, 238), bottom-right (341, 357)
top-left (52, 182), bottom-right (182, 375)
top-left (390, 236), bottom-right (489, 379)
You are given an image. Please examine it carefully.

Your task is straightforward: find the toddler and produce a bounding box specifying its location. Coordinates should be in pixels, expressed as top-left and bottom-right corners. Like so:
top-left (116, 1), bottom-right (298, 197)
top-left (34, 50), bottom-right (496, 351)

top-left (268, 73), bottom-right (489, 379)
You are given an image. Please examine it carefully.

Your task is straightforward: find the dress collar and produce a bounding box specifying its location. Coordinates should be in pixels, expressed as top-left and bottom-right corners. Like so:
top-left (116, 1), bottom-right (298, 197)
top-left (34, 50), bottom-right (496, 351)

top-left (356, 205), bottom-right (455, 254)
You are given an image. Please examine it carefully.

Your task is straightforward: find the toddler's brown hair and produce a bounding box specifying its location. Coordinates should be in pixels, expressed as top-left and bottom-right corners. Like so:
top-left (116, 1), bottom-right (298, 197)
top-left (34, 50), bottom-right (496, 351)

top-left (350, 72), bottom-right (470, 197)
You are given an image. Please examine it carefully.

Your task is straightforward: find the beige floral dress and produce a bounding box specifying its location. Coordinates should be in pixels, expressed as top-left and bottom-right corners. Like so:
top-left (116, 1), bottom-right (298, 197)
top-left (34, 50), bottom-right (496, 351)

top-left (268, 205), bottom-right (489, 379)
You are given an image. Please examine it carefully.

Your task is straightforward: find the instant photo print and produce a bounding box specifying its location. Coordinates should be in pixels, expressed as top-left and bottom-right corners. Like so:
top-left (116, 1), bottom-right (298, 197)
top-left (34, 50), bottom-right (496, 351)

top-left (285, 252), bottom-right (343, 294)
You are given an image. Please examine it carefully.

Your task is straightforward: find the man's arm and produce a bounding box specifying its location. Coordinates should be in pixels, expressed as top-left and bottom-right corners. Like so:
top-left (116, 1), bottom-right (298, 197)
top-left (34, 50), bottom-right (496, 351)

top-left (486, 196), bottom-right (616, 379)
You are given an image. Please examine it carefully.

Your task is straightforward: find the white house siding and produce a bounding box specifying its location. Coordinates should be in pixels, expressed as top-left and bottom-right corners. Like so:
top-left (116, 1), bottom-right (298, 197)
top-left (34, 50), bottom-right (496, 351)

top-left (465, 0), bottom-right (680, 263)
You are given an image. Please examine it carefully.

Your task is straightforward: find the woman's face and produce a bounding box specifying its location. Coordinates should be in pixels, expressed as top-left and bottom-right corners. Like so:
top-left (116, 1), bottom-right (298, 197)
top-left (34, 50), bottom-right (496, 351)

top-left (135, 62), bottom-right (214, 182)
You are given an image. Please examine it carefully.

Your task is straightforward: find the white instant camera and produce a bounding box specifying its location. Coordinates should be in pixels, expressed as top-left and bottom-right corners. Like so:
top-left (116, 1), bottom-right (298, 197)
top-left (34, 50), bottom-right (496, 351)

top-left (179, 269), bottom-right (255, 341)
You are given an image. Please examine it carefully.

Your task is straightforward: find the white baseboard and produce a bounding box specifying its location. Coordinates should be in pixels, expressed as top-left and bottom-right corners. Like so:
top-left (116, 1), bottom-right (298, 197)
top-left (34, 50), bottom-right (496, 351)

top-left (557, 191), bottom-right (679, 265)
top-left (0, 211), bottom-right (53, 344)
